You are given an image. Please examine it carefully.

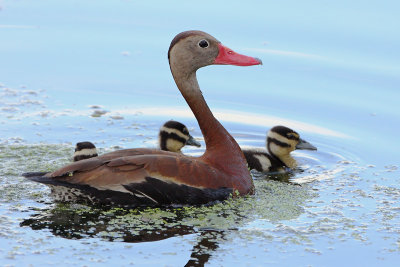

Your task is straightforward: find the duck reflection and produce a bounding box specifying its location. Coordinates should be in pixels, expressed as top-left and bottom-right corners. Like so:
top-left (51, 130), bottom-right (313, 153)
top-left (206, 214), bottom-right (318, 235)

top-left (250, 169), bottom-right (296, 183)
top-left (20, 204), bottom-right (227, 266)
top-left (185, 230), bottom-right (225, 267)
top-left (21, 171), bottom-right (313, 266)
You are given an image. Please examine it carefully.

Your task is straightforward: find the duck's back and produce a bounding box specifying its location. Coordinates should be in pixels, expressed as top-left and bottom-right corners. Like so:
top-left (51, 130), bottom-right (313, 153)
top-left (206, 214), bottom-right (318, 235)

top-left (24, 148), bottom-right (235, 207)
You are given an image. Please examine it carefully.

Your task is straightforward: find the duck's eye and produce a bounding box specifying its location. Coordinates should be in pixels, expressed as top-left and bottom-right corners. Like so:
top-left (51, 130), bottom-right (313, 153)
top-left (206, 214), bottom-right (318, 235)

top-left (198, 39), bottom-right (209, 48)
top-left (287, 133), bottom-right (295, 139)
top-left (287, 133), bottom-right (298, 140)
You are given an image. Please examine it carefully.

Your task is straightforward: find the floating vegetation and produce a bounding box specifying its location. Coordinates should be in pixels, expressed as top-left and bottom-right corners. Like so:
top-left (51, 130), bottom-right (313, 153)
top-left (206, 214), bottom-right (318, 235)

top-left (17, 177), bottom-right (314, 241)
top-left (91, 110), bottom-right (108, 118)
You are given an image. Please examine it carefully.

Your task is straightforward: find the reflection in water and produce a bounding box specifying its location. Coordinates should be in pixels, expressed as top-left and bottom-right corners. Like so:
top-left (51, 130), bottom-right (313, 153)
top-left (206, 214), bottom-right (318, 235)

top-left (251, 169), bottom-right (294, 183)
top-left (251, 168), bottom-right (309, 184)
top-left (111, 107), bottom-right (351, 139)
top-left (20, 174), bottom-right (313, 266)
top-left (21, 205), bottom-right (193, 242)
top-left (21, 205), bottom-right (226, 266)
top-left (185, 230), bottom-right (225, 267)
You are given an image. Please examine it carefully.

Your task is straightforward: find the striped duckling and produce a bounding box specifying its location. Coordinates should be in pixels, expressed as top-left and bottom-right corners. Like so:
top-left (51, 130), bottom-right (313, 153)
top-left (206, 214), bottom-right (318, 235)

top-left (73, 141), bottom-right (98, 162)
top-left (158, 120), bottom-right (201, 153)
top-left (242, 125), bottom-right (317, 173)
top-left (72, 120), bottom-right (201, 162)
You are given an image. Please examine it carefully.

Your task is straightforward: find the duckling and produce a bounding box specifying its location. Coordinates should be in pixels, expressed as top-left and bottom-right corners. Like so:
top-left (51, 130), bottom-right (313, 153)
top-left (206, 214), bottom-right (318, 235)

top-left (72, 121), bottom-right (201, 162)
top-left (158, 120), bottom-right (201, 152)
top-left (73, 141), bottom-right (98, 162)
top-left (242, 125), bottom-right (317, 173)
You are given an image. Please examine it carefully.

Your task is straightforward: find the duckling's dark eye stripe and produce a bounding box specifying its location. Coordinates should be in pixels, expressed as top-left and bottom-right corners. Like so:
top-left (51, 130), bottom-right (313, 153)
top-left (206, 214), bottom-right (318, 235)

top-left (286, 134), bottom-right (299, 140)
top-left (267, 137), bottom-right (291, 148)
top-left (159, 132), bottom-right (187, 150)
top-left (73, 148), bottom-right (98, 162)
top-left (166, 132), bottom-right (187, 143)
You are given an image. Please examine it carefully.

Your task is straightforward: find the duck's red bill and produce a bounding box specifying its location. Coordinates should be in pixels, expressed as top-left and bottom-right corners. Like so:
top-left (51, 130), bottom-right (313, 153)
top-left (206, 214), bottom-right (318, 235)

top-left (213, 43), bottom-right (262, 66)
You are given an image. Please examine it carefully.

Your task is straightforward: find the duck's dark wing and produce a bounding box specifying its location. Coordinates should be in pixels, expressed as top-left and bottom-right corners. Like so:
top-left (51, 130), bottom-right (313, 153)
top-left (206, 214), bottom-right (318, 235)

top-left (23, 148), bottom-right (233, 206)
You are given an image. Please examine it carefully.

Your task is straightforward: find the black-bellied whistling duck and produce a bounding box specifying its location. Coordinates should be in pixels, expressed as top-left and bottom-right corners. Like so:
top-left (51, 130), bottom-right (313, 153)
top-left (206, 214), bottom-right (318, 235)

top-left (243, 125), bottom-right (317, 173)
top-left (72, 120), bottom-right (201, 161)
top-left (23, 30), bottom-right (262, 206)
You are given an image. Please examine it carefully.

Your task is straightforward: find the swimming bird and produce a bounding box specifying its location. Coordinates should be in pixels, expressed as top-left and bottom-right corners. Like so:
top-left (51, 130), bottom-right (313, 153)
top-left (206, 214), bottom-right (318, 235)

top-left (158, 120), bottom-right (201, 153)
top-left (242, 125), bottom-right (317, 173)
top-left (72, 120), bottom-right (201, 161)
top-left (73, 141), bottom-right (98, 162)
top-left (23, 30), bottom-right (261, 207)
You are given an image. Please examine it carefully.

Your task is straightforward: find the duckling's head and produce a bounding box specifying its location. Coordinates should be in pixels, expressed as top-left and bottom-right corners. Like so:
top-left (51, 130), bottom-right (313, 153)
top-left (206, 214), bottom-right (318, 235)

top-left (267, 126), bottom-right (316, 167)
top-left (73, 141), bottom-right (98, 162)
top-left (159, 120), bottom-right (201, 153)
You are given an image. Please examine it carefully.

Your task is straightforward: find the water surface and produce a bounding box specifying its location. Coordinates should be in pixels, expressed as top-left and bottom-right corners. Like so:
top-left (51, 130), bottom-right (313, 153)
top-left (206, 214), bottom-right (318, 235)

top-left (1, 0), bottom-right (400, 266)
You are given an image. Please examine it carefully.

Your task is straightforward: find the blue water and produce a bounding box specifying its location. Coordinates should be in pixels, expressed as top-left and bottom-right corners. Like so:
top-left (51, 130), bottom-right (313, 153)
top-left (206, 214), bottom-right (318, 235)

top-left (1, 0), bottom-right (400, 266)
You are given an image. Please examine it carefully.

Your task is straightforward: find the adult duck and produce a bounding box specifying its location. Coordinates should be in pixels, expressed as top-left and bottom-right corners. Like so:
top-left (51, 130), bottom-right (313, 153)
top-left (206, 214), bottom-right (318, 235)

top-left (243, 125), bottom-right (317, 173)
top-left (23, 30), bottom-right (262, 206)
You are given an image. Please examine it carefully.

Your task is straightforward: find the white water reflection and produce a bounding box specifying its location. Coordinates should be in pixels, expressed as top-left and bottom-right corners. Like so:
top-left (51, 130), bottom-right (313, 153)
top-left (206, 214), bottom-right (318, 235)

top-left (112, 107), bottom-right (350, 138)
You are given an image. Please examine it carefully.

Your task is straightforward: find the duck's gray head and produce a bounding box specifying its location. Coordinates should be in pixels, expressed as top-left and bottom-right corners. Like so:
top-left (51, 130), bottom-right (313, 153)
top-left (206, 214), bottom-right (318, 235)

top-left (267, 126), bottom-right (317, 158)
top-left (159, 120), bottom-right (201, 152)
top-left (168, 30), bottom-right (262, 77)
top-left (73, 141), bottom-right (98, 162)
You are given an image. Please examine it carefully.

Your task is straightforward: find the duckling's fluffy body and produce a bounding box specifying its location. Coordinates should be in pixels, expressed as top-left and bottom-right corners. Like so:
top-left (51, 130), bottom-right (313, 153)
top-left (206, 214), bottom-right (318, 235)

top-left (243, 148), bottom-right (286, 173)
top-left (243, 126), bottom-right (316, 173)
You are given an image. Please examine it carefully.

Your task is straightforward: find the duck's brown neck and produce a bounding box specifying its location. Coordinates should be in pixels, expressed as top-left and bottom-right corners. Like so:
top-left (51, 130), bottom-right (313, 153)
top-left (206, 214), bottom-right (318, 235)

top-left (172, 71), bottom-right (245, 169)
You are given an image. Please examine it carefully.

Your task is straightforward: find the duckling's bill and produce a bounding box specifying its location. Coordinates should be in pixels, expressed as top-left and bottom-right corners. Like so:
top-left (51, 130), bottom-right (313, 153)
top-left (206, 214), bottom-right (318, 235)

top-left (295, 138), bottom-right (317, 150)
top-left (186, 134), bottom-right (201, 147)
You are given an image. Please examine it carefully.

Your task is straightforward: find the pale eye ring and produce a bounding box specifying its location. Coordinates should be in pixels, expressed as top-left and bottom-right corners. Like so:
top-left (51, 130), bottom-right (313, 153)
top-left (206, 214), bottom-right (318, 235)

top-left (198, 39), bottom-right (209, 48)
